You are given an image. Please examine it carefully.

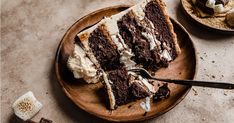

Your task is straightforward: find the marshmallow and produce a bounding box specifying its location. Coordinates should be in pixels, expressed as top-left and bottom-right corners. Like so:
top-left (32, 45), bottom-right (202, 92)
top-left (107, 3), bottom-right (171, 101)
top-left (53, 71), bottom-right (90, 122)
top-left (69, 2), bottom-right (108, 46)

top-left (12, 91), bottom-right (43, 121)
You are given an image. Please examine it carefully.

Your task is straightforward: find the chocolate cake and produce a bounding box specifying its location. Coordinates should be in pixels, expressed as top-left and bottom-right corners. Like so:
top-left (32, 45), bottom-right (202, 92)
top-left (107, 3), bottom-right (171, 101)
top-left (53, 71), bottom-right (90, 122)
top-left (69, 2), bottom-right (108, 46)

top-left (68, 0), bottom-right (180, 110)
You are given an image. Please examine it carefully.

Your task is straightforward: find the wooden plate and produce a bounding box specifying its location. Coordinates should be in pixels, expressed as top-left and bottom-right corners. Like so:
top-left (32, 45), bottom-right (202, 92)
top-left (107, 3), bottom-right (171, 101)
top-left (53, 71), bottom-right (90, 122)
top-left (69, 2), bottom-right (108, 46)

top-left (55, 5), bottom-right (197, 122)
top-left (181, 0), bottom-right (234, 33)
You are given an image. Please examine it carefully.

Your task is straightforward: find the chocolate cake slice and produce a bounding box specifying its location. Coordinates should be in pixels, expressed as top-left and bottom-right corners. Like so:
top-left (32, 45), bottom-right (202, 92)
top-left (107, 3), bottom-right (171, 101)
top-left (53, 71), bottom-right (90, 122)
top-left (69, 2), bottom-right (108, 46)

top-left (68, 0), bottom-right (180, 110)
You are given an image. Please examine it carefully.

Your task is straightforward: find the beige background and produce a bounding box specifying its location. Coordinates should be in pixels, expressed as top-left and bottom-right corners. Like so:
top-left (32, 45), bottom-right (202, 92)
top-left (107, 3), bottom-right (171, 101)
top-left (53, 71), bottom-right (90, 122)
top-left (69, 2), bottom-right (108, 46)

top-left (1, 0), bottom-right (234, 123)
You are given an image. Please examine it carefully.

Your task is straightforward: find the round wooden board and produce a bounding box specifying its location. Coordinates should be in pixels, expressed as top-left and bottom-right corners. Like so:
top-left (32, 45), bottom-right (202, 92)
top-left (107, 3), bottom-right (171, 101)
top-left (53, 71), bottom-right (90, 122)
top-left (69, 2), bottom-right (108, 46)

top-left (181, 0), bottom-right (234, 33)
top-left (55, 5), bottom-right (197, 122)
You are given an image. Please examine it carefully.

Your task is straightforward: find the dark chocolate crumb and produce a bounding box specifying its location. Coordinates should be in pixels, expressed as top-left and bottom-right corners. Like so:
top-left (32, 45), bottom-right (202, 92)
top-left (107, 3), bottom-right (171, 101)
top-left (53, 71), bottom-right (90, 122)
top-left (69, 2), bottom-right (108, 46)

top-left (153, 84), bottom-right (170, 101)
top-left (46, 92), bottom-right (48, 94)
top-left (212, 61), bottom-right (215, 63)
top-left (128, 105), bottom-right (132, 108)
top-left (202, 118), bottom-right (206, 121)
top-left (192, 88), bottom-right (198, 96)
top-left (200, 57), bottom-right (204, 60)
top-left (221, 75), bottom-right (224, 77)
top-left (211, 75), bottom-right (215, 78)
top-left (179, 72), bottom-right (182, 75)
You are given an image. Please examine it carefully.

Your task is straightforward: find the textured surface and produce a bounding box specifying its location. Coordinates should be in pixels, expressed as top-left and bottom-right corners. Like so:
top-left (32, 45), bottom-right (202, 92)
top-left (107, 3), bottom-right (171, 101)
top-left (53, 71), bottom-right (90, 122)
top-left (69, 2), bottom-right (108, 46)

top-left (1, 0), bottom-right (234, 123)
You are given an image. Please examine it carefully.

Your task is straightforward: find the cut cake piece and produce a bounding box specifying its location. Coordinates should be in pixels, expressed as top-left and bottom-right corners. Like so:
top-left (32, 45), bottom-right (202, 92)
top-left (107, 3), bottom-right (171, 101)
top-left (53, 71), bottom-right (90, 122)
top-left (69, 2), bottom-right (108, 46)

top-left (68, 0), bottom-right (180, 110)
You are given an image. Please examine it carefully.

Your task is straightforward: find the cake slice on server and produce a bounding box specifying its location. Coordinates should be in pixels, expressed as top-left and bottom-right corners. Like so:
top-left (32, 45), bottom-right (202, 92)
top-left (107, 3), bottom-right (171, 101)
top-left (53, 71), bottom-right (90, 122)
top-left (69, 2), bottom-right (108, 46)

top-left (67, 0), bottom-right (180, 110)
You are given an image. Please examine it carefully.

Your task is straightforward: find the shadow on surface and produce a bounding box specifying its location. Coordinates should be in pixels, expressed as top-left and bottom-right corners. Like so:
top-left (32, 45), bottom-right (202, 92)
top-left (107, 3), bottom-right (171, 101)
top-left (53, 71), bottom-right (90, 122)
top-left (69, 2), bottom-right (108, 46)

top-left (176, 3), bottom-right (234, 41)
top-left (7, 114), bottom-right (24, 123)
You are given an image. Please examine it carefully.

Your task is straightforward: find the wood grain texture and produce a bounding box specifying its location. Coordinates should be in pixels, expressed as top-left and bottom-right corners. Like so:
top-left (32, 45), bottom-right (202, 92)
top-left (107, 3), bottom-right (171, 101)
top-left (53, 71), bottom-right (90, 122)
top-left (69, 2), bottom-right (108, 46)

top-left (55, 5), bottom-right (197, 122)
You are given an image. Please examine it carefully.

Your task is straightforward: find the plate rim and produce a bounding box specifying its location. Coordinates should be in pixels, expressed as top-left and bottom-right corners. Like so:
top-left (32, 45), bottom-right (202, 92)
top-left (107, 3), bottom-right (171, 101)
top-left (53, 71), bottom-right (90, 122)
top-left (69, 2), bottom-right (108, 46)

top-left (55, 5), bottom-right (198, 122)
top-left (180, 0), bottom-right (234, 33)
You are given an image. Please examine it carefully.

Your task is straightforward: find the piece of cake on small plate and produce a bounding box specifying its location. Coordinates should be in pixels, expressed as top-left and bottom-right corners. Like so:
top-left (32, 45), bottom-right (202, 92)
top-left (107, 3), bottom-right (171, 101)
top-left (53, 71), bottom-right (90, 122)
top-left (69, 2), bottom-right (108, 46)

top-left (68, 0), bottom-right (180, 110)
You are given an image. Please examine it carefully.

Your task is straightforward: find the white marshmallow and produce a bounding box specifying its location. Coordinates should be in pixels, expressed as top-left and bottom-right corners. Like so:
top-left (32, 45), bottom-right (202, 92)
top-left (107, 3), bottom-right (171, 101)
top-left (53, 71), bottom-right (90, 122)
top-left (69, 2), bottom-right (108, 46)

top-left (12, 91), bottom-right (43, 121)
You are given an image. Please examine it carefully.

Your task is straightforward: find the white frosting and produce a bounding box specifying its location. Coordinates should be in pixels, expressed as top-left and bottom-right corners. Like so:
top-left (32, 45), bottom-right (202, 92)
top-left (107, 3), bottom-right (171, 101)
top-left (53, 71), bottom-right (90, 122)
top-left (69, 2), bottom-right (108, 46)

top-left (142, 32), bottom-right (157, 50)
top-left (67, 45), bottom-right (99, 83)
top-left (103, 72), bottom-right (116, 109)
top-left (132, 0), bottom-right (148, 20)
top-left (120, 50), bottom-right (136, 68)
top-left (128, 72), bottom-right (156, 93)
top-left (161, 49), bottom-right (172, 61)
top-left (12, 91), bottom-right (43, 121)
top-left (138, 76), bottom-right (156, 93)
top-left (226, 9), bottom-right (234, 27)
top-left (111, 35), bottom-right (124, 50)
top-left (140, 97), bottom-right (151, 112)
top-left (104, 17), bottom-right (119, 35)
top-left (206, 0), bottom-right (225, 13)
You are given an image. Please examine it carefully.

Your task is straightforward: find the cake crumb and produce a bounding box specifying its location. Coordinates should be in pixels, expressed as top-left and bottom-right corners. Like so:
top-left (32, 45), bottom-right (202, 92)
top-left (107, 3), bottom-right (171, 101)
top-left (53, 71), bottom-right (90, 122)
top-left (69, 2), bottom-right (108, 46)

top-left (212, 61), bottom-right (215, 63)
top-left (202, 118), bottom-right (206, 121)
top-left (200, 57), bottom-right (204, 60)
top-left (211, 75), bottom-right (215, 79)
top-left (224, 91), bottom-right (228, 96)
top-left (192, 88), bottom-right (198, 96)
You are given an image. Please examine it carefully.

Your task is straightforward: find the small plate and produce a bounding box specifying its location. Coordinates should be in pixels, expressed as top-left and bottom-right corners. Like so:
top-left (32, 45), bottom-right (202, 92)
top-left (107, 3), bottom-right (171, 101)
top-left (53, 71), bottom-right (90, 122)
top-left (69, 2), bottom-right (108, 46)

top-left (55, 5), bottom-right (197, 122)
top-left (181, 0), bottom-right (234, 33)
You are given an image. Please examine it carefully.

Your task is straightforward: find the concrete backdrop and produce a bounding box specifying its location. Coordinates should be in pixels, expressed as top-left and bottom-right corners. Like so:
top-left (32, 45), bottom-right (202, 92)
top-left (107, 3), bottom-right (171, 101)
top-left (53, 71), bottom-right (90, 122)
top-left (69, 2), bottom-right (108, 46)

top-left (1, 0), bottom-right (234, 122)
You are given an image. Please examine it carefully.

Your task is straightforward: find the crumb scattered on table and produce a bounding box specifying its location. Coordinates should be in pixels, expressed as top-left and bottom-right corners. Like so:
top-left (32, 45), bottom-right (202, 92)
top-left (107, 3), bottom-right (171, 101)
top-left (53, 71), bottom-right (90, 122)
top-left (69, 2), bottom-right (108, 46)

top-left (202, 118), bottom-right (206, 121)
top-left (192, 88), bottom-right (198, 96)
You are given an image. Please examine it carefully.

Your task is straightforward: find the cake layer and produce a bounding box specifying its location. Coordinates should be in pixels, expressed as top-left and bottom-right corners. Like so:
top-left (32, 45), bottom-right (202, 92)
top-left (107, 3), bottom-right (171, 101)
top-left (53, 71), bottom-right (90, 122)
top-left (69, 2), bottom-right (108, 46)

top-left (105, 68), bottom-right (152, 109)
top-left (88, 26), bottom-right (122, 70)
